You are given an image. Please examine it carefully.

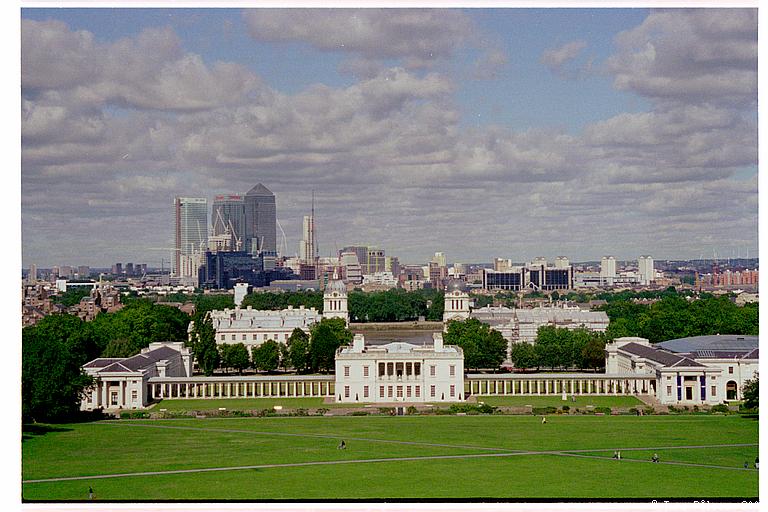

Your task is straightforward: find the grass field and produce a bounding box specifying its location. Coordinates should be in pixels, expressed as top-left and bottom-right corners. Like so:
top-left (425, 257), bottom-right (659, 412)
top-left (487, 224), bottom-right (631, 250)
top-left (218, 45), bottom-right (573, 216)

top-left (153, 397), bottom-right (335, 411)
top-left (22, 415), bottom-right (758, 501)
top-left (476, 395), bottom-right (645, 408)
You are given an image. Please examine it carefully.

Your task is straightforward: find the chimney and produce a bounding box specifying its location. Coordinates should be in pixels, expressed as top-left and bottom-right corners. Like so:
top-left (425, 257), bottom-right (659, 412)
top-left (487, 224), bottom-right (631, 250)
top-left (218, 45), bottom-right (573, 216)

top-left (353, 334), bottom-right (365, 352)
top-left (433, 332), bottom-right (443, 351)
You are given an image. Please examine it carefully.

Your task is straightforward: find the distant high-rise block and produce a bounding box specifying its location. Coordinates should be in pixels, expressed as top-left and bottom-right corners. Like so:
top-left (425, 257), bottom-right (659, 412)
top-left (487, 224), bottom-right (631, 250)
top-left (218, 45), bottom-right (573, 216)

top-left (244, 184), bottom-right (276, 256)
top-left (174, 197), bottom-right (208, 277)
top-left (212, 195), bottom-right (245, 251)
top-left (300, 214), bottom-right (315, 263)
top-left (600, 256), bottom-right (616, 286)
top-left (638, 255), bottom-right (654, 286)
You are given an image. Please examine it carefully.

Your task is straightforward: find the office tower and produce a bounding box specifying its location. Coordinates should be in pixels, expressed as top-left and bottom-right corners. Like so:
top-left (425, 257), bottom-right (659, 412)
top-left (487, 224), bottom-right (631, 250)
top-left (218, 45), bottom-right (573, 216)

top-left (125, 263), bottom-right (134, 276)
top-left (174, 197), bottom-right (208, 277)
top-left (638, 255), bottom-right (654, 286)
top-left (600, 256), bottom-right (616, 286)
top-left (494, 258), bottom-right (513, 272)
top-left (244, 184), bottom-right (276, 256)
top-left (212, 195), bottom-right (245, 251)
top-left (28, 264), bottom-right (37, 283)
top-left (77, 266), bottom-right (90, 278)
top-left (300, 215), bottom-right (316, 263)
top-left (340, 246), bottom-right (369, 269)
top-left (432, 252), bottom-right (446, 268)
top-left (111, 263), bottom-right (122, 275)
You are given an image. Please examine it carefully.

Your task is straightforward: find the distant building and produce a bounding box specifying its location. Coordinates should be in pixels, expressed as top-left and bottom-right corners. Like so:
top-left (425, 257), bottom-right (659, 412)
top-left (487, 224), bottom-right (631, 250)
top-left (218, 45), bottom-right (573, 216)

top-left (335, 333), bottom-right (464, 403)
top-left (443, 279), bottom-right (470, 323)
top-left (212, 195), bottom-right (245, 251)
top-left (600, 256), bottom-right (616, 286)
top-left (638, 255), bottom-right (654, 286)
top-left (244, 184), bottom-right (276, 256)
top-left (174, 197), bottom-right (208, 284)
top-left (482, 258), bottom-right (573, 292)
top-left (300, 214), bottom-right (316, 264)
top-left (362, 271), bottom-right (398, 288)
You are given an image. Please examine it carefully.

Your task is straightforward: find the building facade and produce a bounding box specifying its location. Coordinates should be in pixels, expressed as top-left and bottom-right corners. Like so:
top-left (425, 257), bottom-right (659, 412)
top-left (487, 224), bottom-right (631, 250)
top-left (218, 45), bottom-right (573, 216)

top-left (335, 333), bottom-right (465, 403)
top-left (212, 195), bottom-right (245, 251)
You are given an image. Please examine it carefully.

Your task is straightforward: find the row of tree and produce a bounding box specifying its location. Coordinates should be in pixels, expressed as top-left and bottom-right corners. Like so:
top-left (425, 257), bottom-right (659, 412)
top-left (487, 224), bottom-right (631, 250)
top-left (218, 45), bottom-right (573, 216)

top-left (602, 295), bottom-right (758, 343)
top-left (510, 327), bottom-right (606, 371)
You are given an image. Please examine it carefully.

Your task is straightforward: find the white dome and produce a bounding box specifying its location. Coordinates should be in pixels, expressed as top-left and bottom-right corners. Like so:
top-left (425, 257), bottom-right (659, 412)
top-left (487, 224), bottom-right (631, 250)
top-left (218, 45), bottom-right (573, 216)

top-left (326, 279), bottom-right (347, 293)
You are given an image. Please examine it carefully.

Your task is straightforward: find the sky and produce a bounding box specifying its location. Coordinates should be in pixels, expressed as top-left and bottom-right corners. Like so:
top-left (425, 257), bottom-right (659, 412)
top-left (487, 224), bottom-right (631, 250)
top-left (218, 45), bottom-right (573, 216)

top-left (20, 7), bottom-right (759, 268)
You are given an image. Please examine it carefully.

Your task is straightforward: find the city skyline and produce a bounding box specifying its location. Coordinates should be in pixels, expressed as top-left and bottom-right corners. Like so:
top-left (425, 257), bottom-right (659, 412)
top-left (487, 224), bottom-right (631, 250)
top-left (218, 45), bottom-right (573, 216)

top-left (21, 8), bottom-right (758, 267)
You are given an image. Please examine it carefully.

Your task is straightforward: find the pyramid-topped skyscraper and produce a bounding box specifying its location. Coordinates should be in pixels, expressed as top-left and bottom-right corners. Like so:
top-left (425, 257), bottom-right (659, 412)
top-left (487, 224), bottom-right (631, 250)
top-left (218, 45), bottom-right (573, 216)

top-left (244, 183), bottom-right (276, 256)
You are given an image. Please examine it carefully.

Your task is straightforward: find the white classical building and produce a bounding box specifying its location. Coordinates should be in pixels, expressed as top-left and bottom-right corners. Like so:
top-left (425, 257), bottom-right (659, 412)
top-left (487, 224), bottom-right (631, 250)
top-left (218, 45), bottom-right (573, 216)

top-left (203, 277), bottom-right (349, 355)
top-left (81, 342), bottom-right (193, 410)
top-left (443, 279), bottom-right (471, 323)
top-left (335, 333), bottom-right (465, 403)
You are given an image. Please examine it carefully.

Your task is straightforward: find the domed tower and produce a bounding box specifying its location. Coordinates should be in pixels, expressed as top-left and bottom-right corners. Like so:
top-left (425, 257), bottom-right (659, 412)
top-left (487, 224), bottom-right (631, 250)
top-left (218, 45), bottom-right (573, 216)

top-left (443, 279), bottom-right (470, 324)
top-left (323, 274), bottom-right (349, 325)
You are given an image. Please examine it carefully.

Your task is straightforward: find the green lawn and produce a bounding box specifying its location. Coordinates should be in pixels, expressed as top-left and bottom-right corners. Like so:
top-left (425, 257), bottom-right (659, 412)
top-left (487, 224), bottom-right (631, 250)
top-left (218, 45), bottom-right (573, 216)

top-left (476, 395), bottom-right (645, 408)
top-left (22, 415), bottom-right (758, 500)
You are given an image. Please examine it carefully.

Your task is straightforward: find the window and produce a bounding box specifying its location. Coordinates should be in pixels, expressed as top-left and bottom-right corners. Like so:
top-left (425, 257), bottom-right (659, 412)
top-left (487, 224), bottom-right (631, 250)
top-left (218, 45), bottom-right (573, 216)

top-left (242, 334), bottom-right (246, 341)
top-left (415, 386), bottom-right (421, 397)
top-left (220, 334), bottom-right (225, 341)
top-left (711, 386), bottom-right (717, 397)
top-left (111, 392), bottom-right (118, 406)
top-left (430, 365), bottom-right (436, 377)
top-left (387, 362), bottom-right (394, 376)
top-left (396, 362), bottom-right (404, 377)
top-left (430, 385), bottom-right (436, 398)
top-left (231, 334), bottom-right (236, 341)
top-left (397, 386), bottom-right (403, 398)
top-left (344, 366), bottom-right (350, 377)
top-left (667, 386), bottom-right (672, 395)
top-left (450, 385), bottom-right (455, 397)
top-left (379, 363), bottom-right (386, 376)
top-left (450, 365), bottom-right (455, 377)
top-left (344, 386), bottom-right (350, 398)
top-left (414, 363), bottom-right (421, 376)
top-left (253, 334), bottom-right (257, 340)
top-left (406, 386), bottom-right (412, 397)
top-left (364, 386), bottom-right (369, 398)
top-left (388, 386), bottom-right (393, 398)
top-left (728, 367), bottom-right (734, 374)
top-left (131, 390), bottom-right (138, 400)
top-left (666, 376), bottom-right (671, 381)
top-left (406, 362), bottom-right (412, 376)
top-left (379, 386), bottom-right (385, 398)
top-left (363, 366), bottom-right (369, 377)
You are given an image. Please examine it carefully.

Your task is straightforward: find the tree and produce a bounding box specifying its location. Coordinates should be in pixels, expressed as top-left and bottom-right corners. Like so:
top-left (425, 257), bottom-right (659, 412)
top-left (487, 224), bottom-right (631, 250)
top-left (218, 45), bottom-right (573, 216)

top-left (287, 328), bottom-right (310, 373)
top-left (193, 315), bottom-right (219, 376)
top-left (534, 326), bottom-right (567, 370)
top-left (443, 318), bottom-right (507, 371)
top-left (22, 315), bottom-right (97, 422)
top-left (309, 324), bottom-right (342, 373)
top-left (252, 340), bottom-right (280, 372)
top-left (102, 337), bottom-right (139, 358)
top-left (226, 343), bottom-right (250, 374)
top-left (743, 375), bottom-right (758, 410)
top-left (581, 337), bottom-right (606, 371)
top-left (509, 342), bottom-right (537, 370)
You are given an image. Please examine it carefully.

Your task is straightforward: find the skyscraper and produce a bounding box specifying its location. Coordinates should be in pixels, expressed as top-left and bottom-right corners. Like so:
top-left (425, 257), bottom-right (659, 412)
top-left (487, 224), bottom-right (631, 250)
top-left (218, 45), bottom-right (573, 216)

top-left (244, 184), bottom-right (276, 256)
top-left (212, 195), bottom-right (245, 251)
top-left (174, 197), bottom-right (208, 278)
top-left (299, 192), bottom-right (316, 264)
top-left (600, 256), bottom-right (616, 286)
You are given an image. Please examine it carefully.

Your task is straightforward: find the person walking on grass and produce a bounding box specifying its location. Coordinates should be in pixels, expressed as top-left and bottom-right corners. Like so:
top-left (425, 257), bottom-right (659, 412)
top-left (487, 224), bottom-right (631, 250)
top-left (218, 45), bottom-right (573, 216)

top-left (338, 440), bottom-right (346, 450)
top-left (541, 416), bottom-right (547, 424)
top-left (88, 487), bottom-right (94, 500)
top-left (652, 453), bottom-right (659, 463)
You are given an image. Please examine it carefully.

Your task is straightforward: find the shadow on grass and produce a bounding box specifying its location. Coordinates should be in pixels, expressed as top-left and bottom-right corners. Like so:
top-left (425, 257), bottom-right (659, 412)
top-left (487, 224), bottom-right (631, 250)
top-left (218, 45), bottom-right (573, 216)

top-left (22, 424), bottom-right (73, 442)
top-left (739, 413), bottom-right (759, 421)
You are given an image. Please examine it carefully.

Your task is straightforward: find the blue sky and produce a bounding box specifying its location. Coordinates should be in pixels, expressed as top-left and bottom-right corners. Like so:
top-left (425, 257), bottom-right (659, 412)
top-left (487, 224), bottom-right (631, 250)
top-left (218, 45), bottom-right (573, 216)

top-left (20, 8), bottom-right (758, 266)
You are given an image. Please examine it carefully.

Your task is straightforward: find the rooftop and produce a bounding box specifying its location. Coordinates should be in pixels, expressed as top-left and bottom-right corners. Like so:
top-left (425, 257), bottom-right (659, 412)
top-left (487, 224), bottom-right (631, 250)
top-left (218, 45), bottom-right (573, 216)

top-left (657, 335), bottom-right (758, 354)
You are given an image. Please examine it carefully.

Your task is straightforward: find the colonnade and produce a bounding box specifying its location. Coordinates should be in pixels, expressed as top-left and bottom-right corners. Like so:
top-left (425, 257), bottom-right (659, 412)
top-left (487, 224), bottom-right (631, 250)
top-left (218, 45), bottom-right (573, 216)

top-left (464, 375), bottom-right (654, 396)
top-left (148, 378), bottom-right (335, 399)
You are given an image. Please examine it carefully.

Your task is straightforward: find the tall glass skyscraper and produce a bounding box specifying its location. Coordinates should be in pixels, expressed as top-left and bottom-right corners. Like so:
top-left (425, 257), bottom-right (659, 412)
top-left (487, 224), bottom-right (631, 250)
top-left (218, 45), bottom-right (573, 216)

top-left (174, 197), bottom-right (208, 277)
top-left (244, 184), bottom-right (276, 256)
top-left (212, 195), bottom-right (245, 250)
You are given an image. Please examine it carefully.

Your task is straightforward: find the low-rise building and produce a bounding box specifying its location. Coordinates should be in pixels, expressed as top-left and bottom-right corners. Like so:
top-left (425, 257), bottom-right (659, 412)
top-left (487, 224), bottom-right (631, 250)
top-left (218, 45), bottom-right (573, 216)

top-left (335, 333), bottom-right (464, 403)
top-left (81, 342), bottom-right (193, 410)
